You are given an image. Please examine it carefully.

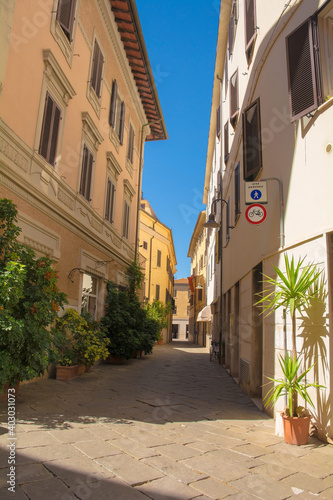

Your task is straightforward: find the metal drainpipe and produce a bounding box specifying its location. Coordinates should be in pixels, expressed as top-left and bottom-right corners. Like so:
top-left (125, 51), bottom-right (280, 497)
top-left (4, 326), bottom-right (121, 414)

top-left (217, 74), bottom-right (223, 365)
top-left (148, 223), bottom-right (156, 301)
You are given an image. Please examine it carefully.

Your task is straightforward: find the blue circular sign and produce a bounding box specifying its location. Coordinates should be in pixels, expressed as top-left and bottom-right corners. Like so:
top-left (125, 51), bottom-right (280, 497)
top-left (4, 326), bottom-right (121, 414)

top-left (251, 189), bottom-right (262, 200)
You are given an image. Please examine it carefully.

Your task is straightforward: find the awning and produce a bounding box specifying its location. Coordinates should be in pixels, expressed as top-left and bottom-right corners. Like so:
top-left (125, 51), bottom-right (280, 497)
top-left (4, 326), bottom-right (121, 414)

top-left (197, 305), bottom-right (212, 322)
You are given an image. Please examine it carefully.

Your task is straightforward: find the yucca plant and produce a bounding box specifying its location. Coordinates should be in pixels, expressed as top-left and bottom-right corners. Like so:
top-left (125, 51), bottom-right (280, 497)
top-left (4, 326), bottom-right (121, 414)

top-left (264, 353), bottom-right (324, 415)
top-left (256, 254), bottom-right (325, 416)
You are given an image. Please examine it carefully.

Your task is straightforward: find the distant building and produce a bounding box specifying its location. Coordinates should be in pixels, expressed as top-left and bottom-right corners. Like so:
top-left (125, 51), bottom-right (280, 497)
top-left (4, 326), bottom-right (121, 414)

top-left (139, 199), bottom-right (176, 343)
top-left (0, 0), bottom-right (167, 320)
top-left (172, 279), bottom-right (190, 340)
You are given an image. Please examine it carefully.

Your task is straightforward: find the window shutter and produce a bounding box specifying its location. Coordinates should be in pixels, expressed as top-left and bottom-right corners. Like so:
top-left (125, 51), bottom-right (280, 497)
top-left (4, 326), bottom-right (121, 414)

top-left (80, 145), bottom-right (88, 196)
top-left (109, 80), bottom-right (118, 127)
top-left (234, 163), bottom-right (240, 217)
top-left (286, 18), bottom-right (321, 121)
top-left (119, 101), bottom-right (125, 144)
top-left (91, 40), bottom-right (99, 91)
top-left (228, 9), bottom-right (235, 58)
top-left (80, 145), bottom-right (93, 200)
top-left (243, 98), bottom-right (262, 180)
top-left (86, 150), bottom-right (93, 200)
top-left (127, 125), bottom-right (134, 162)
top-left (49, 105), bottom-right (61, 166)
top-left (39, 94), bottom-right (53, 160)
top-left (230, 69), bottom-right (238, 122)
top-left (224, 121), bottom-right (229, 162)
top-left (95, 51), bottom-right (103, 98)
top-left (216, 105), bottom-right (221, 137)
top-left (245, 0), bottom-right (256, 59)
top-left (56, 0), bottom-right (76, 41)
top-left (105, 179), bottom-right (111, 219)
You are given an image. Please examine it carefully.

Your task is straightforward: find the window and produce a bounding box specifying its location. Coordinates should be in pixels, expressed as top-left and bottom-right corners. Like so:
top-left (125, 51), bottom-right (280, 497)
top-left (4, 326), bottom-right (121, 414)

top-left (143, 240), bottom-right (148, 250)
top-left (155, 284), bottom-right (160, 301)
top-left (216, 104), bottom-right (221, 138)
top-left (157, 249), bottom-right (162, 268)
top-left (173, 289), bottom-right (177, 298)
top-left (245, 0), bottom-right (257, 62)
top-left (56, 0), bottom-right (76, 42)
top-left (127, 124), bottom-right (135, 162)
top-left (90, 40), bottom-right (104, 98)
top-left (286, 2), bottom-right (333, 122)
top-left (230, 69), bottom-right (239, 128)
top-left (39, 92), bottom-right (61, 166)
top-left (122, 200), bottom-right (130, 239)
top-left (224, 121), bottom-right (229, 163)
top-left (187, 305), bottom-right (190, 315)
top-left (79, 145), bottom-right (94, 201)
top-left (228, 0), bottom-right (239, 58)
top-left (226, 197), bottom-right (231, 244)
top-left (109, 80), bottom-right (125, 144)
top-left (197, 288), bottom-right (203, 302)
top-left (173, 306), bottom-right (177, 316)
top-left (242, 98), bottom-right (262, 181)
top-left (234, 162), bottom-right (240, 221)
top-left (105, 178), bottom-right (116, 223)
top-left (81, 273), bottom-right (98, 319)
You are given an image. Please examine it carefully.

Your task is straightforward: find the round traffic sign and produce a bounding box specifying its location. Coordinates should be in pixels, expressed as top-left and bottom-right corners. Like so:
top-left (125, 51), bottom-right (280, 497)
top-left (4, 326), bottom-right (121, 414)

top-left (245, 204), bottom-right (267, 224)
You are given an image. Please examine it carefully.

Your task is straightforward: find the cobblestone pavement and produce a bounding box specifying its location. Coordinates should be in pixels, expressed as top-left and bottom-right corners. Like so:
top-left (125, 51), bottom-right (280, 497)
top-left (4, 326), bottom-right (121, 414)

top-left (0, 341), bottom-right (332, 500)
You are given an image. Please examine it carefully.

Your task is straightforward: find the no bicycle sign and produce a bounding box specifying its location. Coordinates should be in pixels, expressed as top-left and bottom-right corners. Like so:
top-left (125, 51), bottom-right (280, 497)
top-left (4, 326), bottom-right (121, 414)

top-left (245, 204), bottom-right (267, 225)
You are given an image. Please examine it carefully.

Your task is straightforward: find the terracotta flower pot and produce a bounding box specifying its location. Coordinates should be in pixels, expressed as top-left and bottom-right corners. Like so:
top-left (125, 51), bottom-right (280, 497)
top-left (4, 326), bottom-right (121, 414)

top-left (106, 355), bottom-right (126, 365)
top-left (56, 365), bottom-right (79, 381)
top-left (282, 415), bottom-right (310, 445)
top-left (77, 365), bottom-right (86, 376)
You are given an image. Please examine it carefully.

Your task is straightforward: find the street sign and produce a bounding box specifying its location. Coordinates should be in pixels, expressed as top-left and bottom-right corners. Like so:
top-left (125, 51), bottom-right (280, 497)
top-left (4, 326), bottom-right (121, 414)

top-left (245, 204), bottom-right (267, 225)
top-left (245, 181), bottom-right (267, 204)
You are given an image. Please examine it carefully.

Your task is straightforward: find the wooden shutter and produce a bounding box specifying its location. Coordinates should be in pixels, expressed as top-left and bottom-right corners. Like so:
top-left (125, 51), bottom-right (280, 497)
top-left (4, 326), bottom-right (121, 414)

top-left (245, 0), bottom-right (256, 58)
top-left (230, 69), bottom-right (238, 123)
top-left (286, 18), bottom-right (321, 121)
top-left (105, 179), bottom-right (115, 222)
top-left (242, 98), bottom-right (262, 180)
top-left (56, 0), bottom-right (76, 41)
top-left (224, 121), bottom-right (229, 163)
top-left (216, 105), bottom-right (221, 138)
top-left (119, 101), bottom-right (125, 144)
top-left (80, 145), bottom-right (93, 200)
top-left (109, 80), bottom-right (118, 127)
top-left (234, 163), bottom-right (240, 218)
top-left (39, 93), bottom-right (61, 166)
top-left (127, 125), bottom-right (134, 162)
top-left (91, 40), bottom-right (103, 97)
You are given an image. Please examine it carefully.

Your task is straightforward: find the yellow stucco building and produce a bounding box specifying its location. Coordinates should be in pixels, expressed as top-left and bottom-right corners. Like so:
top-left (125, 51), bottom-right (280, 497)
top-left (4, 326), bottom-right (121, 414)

top-left (0, 0), bottom-right (167, 319)
top-left (139, 199), bottom-right (176, 343)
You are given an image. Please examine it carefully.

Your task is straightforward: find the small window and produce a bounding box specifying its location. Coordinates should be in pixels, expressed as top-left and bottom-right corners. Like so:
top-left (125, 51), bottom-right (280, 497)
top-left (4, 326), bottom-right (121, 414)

top-left (79, 145), bottom-right (94, 201)
top-left (173, 306), bottom-right (177, 315)
top-left (230, 69), bottom-right (239, 128)
top-left (90, 40), bottom-right (103, 98)
top-left (157, 249), bottom-right (162, 268)
top-left (173, 288), bottom-right (177, 298)
top-left (245, 0), bottom-right (257, 62)
top-left (226, 197), bottom-right (231, 244)
top-left (109, 80), bottom-right (125, 143)
top-left (155, 284), bottom-right (160, 301)
top-left (242, 98), bottom-right (262, 181)
top-left (122, 200), bottom-right (130, 239)
top-left (234, 162), bottom-right (240, 221)
top-left (105, 178), bottom-right (116, 223)
top-left (224, 121), bottom-right (229, 163)
top-left (56, 0), bottom-right (76, 42)
top-left (197, 288), bottom-right (203, 302)
top-left (39, 92), bottom-right (61, 166)
top-left (127, 124), bottom-right (135, 162)
top-left (142, 240), bottom-right (148, 250)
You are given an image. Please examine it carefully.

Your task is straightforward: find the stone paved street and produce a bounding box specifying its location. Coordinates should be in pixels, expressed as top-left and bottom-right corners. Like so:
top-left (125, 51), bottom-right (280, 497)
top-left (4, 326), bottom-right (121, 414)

top-left (0, 342), bottom-right (332, 499)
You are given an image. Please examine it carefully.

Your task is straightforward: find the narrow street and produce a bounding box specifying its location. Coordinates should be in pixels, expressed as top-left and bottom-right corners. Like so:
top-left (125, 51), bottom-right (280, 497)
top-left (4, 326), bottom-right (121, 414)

top-left (0, 342), bottom-right (332, 500)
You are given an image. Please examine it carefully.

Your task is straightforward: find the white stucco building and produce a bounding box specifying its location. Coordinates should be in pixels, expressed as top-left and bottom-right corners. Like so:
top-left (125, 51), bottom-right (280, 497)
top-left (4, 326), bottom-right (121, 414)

top-left (203, 0), bottom-right (332, 442)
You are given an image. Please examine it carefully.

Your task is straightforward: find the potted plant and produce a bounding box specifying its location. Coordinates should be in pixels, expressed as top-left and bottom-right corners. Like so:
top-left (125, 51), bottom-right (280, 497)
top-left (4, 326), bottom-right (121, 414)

top-left (50, 308), bottom-right (109, 377)
top-left (0, 199), bottom-right (67, 394)
top-left (263, 353), bottom-right (324, 445)
top-left (256, 254), bottom-right (325, 445)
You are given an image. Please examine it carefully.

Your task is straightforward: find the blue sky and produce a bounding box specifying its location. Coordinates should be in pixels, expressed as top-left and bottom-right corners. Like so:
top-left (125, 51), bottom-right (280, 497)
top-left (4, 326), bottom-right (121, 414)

top-left (136, 1), bottom-right (219, 279)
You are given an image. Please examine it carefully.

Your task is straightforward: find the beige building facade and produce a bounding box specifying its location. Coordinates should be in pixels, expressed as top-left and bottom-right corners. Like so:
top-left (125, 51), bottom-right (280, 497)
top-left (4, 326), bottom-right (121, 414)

top-left (172, 279), bottom-right (190, 341)
top-left (0, 1), bottom-right (166, 320)
top-left (187, 211), bottom-right (210, 347)
top-left (139, 199), bottom-right (176, 343)
top-left (203, 0), bottom-right (333, 442)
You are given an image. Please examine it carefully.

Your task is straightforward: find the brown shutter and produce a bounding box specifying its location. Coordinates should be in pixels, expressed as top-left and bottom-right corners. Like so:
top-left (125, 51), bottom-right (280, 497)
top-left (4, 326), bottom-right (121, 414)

top-left (119, 101), bottom-right (125, 144)
top-left (216, 104), bottom-right (221, 138)
top-left (242, 98), bottom-right (262, 180)
top-left (286, 18), bottom-right (320, 121)
top-left (49, 105), bottom-right (61, 166)
top-left (224, 121), bottom-right (229, 162)
top-left (56, 0), bottom-right (76, 41)
top-left (109, 80), bottom-right (118, 127)
top-left (95, 48), bottom-right (103, 98)
top-left (39, 94), bottom-right (53, 160)
top-left (105, 178), bottom-right (111, 220)
top-left (230, 69), bottom-right (238, 121)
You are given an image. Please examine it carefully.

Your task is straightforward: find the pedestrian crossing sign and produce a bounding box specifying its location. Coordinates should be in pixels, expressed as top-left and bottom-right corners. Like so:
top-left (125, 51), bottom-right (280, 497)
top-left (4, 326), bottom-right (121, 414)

top-left (245, 181), bottom-right (267, 205)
